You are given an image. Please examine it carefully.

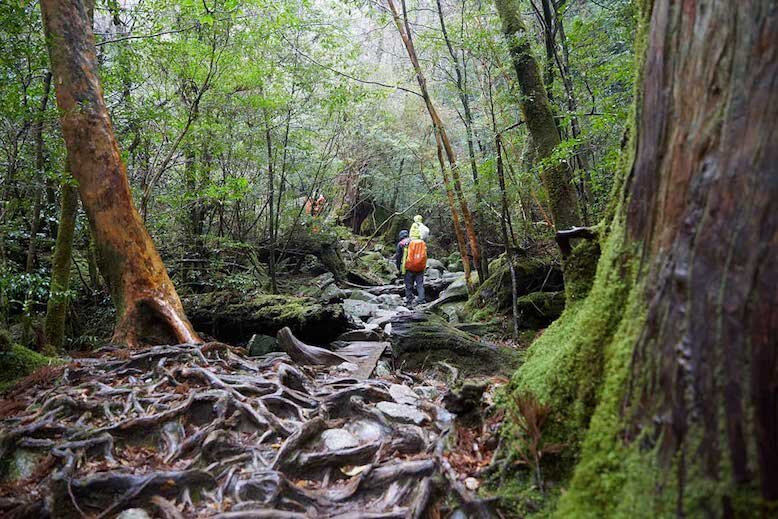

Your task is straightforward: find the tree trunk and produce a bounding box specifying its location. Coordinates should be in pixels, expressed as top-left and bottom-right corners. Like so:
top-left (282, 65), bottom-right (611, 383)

top-left (44, 181), bottom-right (78, 352)
top-left (387, 0), bottom-right (486, 283)
top-left (494, 0), bottom-right (581, 231)
top-left (39, 0), bottom-right (200, 348)
top-left (514, 1), bottom-right (778, 515)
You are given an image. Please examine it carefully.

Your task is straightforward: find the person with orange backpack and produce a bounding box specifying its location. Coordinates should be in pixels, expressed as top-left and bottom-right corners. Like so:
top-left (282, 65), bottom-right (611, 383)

top-left (395, 215), bottom-right (429, 306)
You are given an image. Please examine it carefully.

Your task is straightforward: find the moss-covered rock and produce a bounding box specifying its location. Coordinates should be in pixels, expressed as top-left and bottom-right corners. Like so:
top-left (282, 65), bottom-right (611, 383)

top-left (463, 255), bottom-right (563, 322)
top-left (389, 312), bottom-right (519, 377)
top-left (516, 291), bottom-right (566, 330)
top-left (184, 291), bottom-right (349, 345)
top-left (347, 251), bottom-right (396, 286)
top-left (0, 344), bottom-right (54, 392)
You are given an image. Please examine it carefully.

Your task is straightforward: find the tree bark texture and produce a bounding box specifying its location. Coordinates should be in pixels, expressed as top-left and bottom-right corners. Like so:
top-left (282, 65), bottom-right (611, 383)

top-left (44, 182), bottom-right (78, 351)
top-left (623, 0), bottom-right (777, 507)
top-left (494, 0), bottom-right (581, 231)
top-left (40, 0), bottom-right (200, 347)
top-left (529, 0), bottom-right (778, 514)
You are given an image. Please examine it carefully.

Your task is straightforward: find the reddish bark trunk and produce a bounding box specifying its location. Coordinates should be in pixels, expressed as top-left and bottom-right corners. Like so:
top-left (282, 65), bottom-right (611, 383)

top-left (40, 0), bottom-right (199, 347)
top-left (625, 0), bottom-right (777, 506)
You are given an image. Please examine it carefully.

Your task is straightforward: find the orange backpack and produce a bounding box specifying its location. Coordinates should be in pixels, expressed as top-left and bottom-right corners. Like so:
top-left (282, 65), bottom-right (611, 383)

top-left (405, 239), bottom-right (428, 273)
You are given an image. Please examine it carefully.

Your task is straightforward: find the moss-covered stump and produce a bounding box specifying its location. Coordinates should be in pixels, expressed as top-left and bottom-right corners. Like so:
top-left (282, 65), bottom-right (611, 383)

top-left (464, 255), bottom-right (563, 322)
top-left (184, 291), bottom-right (349, 345)
top-left (0, 341), bottom-right (55, 392)
top-left (516, 291), bottom-right (566, 329)
top-left (562, 237), bottom-right (600, 304)
top-left (389, 312), bottom-right (518, 377)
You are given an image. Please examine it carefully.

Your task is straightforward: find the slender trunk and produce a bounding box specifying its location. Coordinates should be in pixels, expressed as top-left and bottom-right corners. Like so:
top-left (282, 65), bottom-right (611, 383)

top-left (496, 134), bottom-right (519, 339)
top-left (26, 72), bottom-right (53, 273)
top-left (44, 180), bottom-right (78, 352)
top-left (387, 0), bottom-right (485, 283)
top-left (40, 0), bottom-right (199, 347)
top-left (494, 0), bottom-right (581, 231)
top-left (435, 132), bottom-right (472, 291)
top-left (264, 111), bottom-right (278, 294)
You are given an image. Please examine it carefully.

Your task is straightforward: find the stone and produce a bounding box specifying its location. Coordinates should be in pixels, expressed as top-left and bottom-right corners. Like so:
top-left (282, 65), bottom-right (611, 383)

top-left (321, 428), bottom-right (360, 450)
top-left (348, 289), bottom-right (376, 302)
top-left (414, 385), bottom-right (439, 400)
top-left (374, 293), bottom-right (403, 309)
top-left (375, 360), bottom-right (392, 378)
top-left (389, 383), bottom-right (419, 405)
top-left (347, 419), bottom-right (386, 443)
top-left (342, 299), bottom-right (381, 319)
top-left (313, 272), bottom-right (335, 289)
top-left (247, 334), bottom-right (279, 356)
top-left (334, 362), bottom-right (360, 374)
top-left (116, 510), bottom-right (152, 519)
top-left (426, 268), bottom-right (442, 280)
top-left (427, 258), bottom-right (445, 271)
top-left (439, 276), bottom-right (468, 302)
top-left (8, 449), bottom-right (42, 481)
top-left (321, 283), bottom-right (348, 302)
top-left (464, 477), bottom-right (480, 491)
top-left (184, 291), bottom-right (349, 344)
top-left (439, 303), bottom-right (464, 323)
top-left (376, 401), bottom-right (429, 425)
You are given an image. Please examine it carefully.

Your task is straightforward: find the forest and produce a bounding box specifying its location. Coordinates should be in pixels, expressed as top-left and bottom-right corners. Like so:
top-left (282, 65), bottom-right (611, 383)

top-left (0, 0), bottom-right (775, 517)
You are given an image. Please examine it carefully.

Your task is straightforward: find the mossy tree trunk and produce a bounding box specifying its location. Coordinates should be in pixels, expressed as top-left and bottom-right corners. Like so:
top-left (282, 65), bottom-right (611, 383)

top-left (44, 181), bottom-right (78, 352)
top-left (40, 0), bottom-right (200, 348)
top-left (494, 0), bottom-right (581, 231)
top-left (512, 0), bottom-right (777, 515)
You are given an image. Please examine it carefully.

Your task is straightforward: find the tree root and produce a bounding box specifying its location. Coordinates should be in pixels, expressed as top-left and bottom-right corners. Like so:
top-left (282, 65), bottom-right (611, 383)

top-left (0, 333), bottom-right (497, 517)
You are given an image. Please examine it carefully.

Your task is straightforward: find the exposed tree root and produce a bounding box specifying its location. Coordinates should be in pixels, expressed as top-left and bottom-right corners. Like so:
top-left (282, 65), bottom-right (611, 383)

top-left (0, 339), bottom-right (497, 517)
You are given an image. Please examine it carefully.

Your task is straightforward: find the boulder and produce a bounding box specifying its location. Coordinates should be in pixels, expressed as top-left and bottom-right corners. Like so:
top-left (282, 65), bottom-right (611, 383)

top-left (388, 312), bottom-right (515, 377)
top-left (376, 401), bottom-right (429, 425)
top-left (184, 291), bottom-right (349, 344)
top-left (426, 258), bottom-right (445, 271)
top-left (247, 334), bottom-right (279, 356)
top-left (342, 299), bottom-right (381, 320)
top-left (426, 268), bottom-right (442, 280)
top-left (348, 289), bottom-right (376, 302)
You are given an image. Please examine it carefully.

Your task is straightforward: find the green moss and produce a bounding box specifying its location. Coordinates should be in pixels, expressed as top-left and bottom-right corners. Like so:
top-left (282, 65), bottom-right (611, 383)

top-left (562, 237), bottom-right (601, 304)
top-left (0, 344), bottom-right (55, 392)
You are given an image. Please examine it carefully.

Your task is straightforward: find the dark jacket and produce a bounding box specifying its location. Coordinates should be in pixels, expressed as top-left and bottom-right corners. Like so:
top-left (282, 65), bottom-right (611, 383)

top-left (395, 230), bottom-right (410, 273)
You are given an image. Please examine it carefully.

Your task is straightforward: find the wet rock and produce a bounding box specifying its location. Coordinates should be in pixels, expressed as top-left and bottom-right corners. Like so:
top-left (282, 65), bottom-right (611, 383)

top-left (185, 291), bottom-right (348, 344)
top-left (321, 428), bottom-right (360, 450)
top-left (414, 385), bottom-right (439, 400)
top-left (247, 334), bottom-right (279, 356)
top-left (348, 289), bottom-right (376, 302)
top-left (426, 268), bottom-right (442, 280)
top-left (427, 258), bottom-right (445, 271)
top-left (347, 419), bottom-right (386, 443)
top-left (343, 299), bottom-right (381, 320)
top-left (389, 384), bottom-right (420, 405)
top-left (376, 401), bottom-right (429, 425)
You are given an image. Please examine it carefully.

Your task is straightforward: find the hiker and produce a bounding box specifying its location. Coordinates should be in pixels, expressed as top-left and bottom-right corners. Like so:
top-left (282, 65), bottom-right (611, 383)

top-left (395, 217), bottom-right (429, 306)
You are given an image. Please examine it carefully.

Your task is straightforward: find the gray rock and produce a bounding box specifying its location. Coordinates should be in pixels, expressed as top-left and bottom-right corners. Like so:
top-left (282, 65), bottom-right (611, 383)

top-left (414, 385), bottom-right (439, 400)
top-left (313, 272), bottom-right (336, 289)
top-left (375, 293), bottom-right (403, 309)
top-left (375, 360), bottom-right (392, 378)
top-left (389, 383), bottom-right (420, 405)
top-left (348, 289), bottom-right (376, 302)
top-left (8, 449), bottom-right (42, 480)
top-left (247, 334), bottom-right (279, 356)
top-left (440, 302), bottom-right (464, 323)
top-left (321, 283), bottom-right (348, 302)
top-left (321, 428), bottom-right (360, 450)
top-left (427, 258), bottom-right (445, 271)
top-left (440, 276), bottom-right (468, 301)
top-left (343, 299), bottom-right (381, 319)
top-left (116, 510), bottom-right (152, 519)
top-left (347, 419), bottom-right (386, 443)
top-left (376, 401), bottom-right (429, 425)
top-left (426, 268), bottom-right (442, 280)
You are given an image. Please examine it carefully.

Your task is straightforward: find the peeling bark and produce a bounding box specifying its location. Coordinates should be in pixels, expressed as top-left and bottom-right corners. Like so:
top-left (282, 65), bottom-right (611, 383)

top-left (39, 0), bottom-right (199, 347)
